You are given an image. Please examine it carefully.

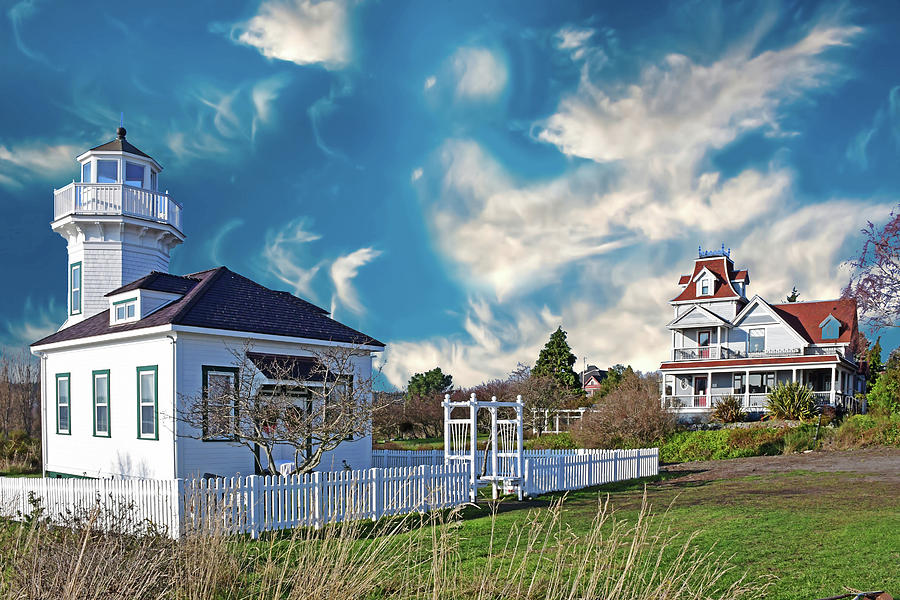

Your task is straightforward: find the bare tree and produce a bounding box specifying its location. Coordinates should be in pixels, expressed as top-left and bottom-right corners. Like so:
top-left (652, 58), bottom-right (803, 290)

top-left (180, 341), bottom-right (378, 475)
top-left (844, 206), bottom-right (900, 330)
top-left (0, 349), bottom-right (41, 438)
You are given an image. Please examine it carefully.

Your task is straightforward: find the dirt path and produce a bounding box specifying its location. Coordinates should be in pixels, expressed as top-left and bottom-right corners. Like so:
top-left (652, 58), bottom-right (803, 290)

top-left (662, 447), bottom-right (900, 485)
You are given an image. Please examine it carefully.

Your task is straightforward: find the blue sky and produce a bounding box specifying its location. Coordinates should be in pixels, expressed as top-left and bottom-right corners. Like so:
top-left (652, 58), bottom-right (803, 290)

top-left (2, 0), bottom-right (899, 387)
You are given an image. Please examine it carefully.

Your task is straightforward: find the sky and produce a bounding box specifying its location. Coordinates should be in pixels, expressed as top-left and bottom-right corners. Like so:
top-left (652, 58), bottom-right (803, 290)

top-left (1, 0), bottom-right (899, 389)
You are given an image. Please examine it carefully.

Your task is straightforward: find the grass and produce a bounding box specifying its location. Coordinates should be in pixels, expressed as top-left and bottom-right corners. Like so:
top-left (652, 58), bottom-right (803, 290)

top-left (443, 469), bottom-right (900, 599)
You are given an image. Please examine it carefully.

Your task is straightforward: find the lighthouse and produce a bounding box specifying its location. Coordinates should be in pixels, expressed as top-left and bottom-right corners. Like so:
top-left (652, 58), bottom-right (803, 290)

top-left (51, 127), bottom-right (184, 328)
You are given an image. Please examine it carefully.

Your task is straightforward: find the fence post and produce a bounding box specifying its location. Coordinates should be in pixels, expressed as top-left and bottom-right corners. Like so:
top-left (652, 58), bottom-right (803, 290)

top-left (371, 468), bottom-right (383, 521)
top-left (248, 476), bottom-right (259, 539)
top-left (313, 472), bottom-right (324, 529)
top-left (556, 457), bottom-right (564, 492)
top-left (523, 459), bottom-right (531, 498)
top-left (613, 452), bottom-right (619, 482)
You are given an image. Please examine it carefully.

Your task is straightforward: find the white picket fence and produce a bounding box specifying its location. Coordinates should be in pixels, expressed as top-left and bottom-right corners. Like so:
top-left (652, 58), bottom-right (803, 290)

top-left (0, 448), bottom-right (658, 538)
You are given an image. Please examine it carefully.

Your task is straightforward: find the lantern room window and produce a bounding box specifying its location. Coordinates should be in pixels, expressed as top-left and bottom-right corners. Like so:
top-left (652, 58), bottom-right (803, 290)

top-left (150, 171), bottom-right (158, 191)
top-left (82, 162), bottom-right (91, 183)
top-left (97, 160), bottom-right (118, 183)
top-left (125, 162), bottom-right (144, 187)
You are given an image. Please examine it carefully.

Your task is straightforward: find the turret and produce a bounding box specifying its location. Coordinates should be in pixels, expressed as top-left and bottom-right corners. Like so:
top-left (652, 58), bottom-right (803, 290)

top-left (51, 126), bottom-right (184, 328)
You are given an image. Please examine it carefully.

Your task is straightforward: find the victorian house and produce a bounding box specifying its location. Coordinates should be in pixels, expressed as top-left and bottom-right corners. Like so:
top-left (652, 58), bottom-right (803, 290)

top-left (659, 247), bottom-right (865, 418)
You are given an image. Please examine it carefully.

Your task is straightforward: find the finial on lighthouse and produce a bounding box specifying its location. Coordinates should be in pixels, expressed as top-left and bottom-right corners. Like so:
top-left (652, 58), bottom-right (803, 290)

top-left (117, 112), bottom-right (126, 139)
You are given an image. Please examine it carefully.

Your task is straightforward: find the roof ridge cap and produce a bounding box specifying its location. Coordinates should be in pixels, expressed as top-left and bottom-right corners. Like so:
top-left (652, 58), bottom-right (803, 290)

top-left (170, 267), bottom-right (229, 324)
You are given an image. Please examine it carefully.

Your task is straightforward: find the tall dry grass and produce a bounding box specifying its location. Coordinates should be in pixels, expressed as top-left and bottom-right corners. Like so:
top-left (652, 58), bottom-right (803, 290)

top-left (0, 492), bottom-right (768, 600)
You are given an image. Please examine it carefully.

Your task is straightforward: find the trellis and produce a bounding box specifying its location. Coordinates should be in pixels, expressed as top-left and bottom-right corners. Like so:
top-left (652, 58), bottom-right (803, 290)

top-left (442, 393), bottom-right (525, 501)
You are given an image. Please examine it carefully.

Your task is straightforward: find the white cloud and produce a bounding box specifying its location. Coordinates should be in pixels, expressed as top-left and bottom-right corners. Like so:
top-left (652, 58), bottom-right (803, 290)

top-left (537, 22), bottom-right (860, 167)
top-left (410, 167), bottom-right (423, 182)
top-left (3, 297), bottom-right (61, 349)
top-left (0, 140), bottom-right (80, 190)
top-left (229, 0), bottom-right (355, 69)
top-left (207, 218), bottom-right (245, 265)
top-left (7, 0), bottom-right (54, 67)
top-left (251, 74), bottom-right (292, 143)
top-left (419, 17), bottom-right (857, 300)
top-left (424, 76), bottom-right (436, 90)
top-left (329, 247), bottom-right (381, 317)
top-left (451, 47), bottom-right (508, 100)
top-left (262, 219), bottom-right (324, 298)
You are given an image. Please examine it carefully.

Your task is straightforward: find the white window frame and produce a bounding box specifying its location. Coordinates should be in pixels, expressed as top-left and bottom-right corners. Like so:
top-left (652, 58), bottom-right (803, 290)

top-left (113, 297), bottom-right (139, 323)
top-left (748, 328), bottom-right (766, 354)
top-left (56, 373), bottom-right (71, 435)
top-left (93, 370), bottom-right (110, 437)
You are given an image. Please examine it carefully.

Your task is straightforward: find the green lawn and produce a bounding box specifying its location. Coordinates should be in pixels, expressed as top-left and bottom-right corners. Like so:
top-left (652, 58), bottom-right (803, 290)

top-left (418, 468), bottom-right (899, 599)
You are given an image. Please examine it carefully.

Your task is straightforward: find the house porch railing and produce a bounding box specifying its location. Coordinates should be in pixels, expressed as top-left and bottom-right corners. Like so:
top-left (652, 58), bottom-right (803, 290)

top-left (670, 345), bottom-right (855, 364)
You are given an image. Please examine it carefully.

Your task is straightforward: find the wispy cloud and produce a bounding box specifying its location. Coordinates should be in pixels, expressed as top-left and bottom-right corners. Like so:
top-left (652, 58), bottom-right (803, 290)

top-left (3, 297), bottom-right (61, 349)
top-left (846, 86), bottom-right (900, 169)
top-left (0, 140), bottom-right (80, 190)
top-left (227, 0), bottom-right (357, 70)
top-left (7, 0), bottom-right (54, 67)
top-left (263, 219), bottom-right (324, 298)
top-left (451, 47), bottom-right (508, 100)
top-left (307, 79), bottom-right (353, 159)
top-left (207, 218), bottom-right (245, 265)
top-left (329, 247), bottom-right (381, 317)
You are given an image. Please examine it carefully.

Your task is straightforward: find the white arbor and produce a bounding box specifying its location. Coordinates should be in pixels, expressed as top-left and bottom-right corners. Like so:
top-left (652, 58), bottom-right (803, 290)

top-left (443, 393), bottom-right (525, 501)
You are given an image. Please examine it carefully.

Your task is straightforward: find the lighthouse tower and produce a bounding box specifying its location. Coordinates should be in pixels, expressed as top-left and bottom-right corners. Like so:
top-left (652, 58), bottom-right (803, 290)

top-left (51, 127), bottom-right (184, 328)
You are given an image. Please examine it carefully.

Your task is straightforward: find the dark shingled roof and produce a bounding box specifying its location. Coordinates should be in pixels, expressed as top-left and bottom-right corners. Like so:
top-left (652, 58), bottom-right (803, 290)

top-left (33, 267), bottom-right (384, 348)
top-left (89, 137), bottom-right (153, 160)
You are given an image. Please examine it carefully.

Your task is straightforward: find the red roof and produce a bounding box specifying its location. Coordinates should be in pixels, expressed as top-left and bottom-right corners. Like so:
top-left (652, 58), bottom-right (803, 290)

top-left (770, 299), bottom-right (857, 344)
top-left (660, 354), bottom-right (844, 370)
top-left (671, 257), bottom-right (745, 302)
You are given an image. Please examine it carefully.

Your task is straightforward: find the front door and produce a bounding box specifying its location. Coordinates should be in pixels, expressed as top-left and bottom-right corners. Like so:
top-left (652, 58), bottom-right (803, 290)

top-left (698, 330), bottom-right (711, 358)
top-left (694, 376), bottom-right (708, 407)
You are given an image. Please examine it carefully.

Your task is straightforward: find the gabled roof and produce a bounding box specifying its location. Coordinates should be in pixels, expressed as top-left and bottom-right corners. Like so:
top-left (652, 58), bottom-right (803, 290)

top-left (770, 299), bottom-right (857, 344)
top-left (33, 267), bottom-right (383, 348)
top-left (666, 304), bottom-right (732, 329)
top-left (671, 256), bottom-right (745, 302)
top-left (732, 295), bottom-right (811, 348)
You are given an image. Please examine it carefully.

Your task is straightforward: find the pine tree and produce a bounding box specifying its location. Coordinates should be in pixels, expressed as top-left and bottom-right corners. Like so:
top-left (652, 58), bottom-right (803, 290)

top-left (786, 286), bottom-right (800, 302)
top-left (867, 336), bottom-right (883, 392)
top-left (533, 327), bottom-right (580, 390)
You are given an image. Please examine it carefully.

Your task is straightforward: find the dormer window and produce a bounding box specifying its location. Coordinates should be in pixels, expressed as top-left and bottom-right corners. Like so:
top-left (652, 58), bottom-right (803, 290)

top-left (701, 279), bottom-right (710, 295)
top-left (819, 314), bottom-right (841, 340)
top-left (113, 297), bottom-right (138, 323)
top-left (97, 160), bottom-right (118, 183)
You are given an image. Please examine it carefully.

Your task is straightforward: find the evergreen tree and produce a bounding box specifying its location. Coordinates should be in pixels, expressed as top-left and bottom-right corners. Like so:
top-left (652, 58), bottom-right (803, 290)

top-left (596, 364), bottom-right (636, 398)
top-left (866, 337), bottom-right (883, 393)
top-left (786, 286), bottom-right (800, 302)
top-left (406, 367), bottom-right (453, 399)
top-left (533, 327), bottom-right (580, 390)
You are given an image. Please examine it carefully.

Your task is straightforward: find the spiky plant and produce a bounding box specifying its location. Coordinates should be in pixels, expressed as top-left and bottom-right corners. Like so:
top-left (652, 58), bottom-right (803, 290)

top-left (710, 395), bottom-right (745, 423)
top-left (766, 382), bottom-right (816, 421)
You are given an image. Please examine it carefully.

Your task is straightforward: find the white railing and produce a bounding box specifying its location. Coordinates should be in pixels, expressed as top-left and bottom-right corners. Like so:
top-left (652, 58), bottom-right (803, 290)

top-left (532, 408), bottom-right (588, 434)
top-left (2, 449), bottom-right (659, 539)
top-left (663, 394), bottom-right (768, 410)
top-left (53, 182), bottom-right (183, 232)
top-left (669, 345), bottom-right (855, 362)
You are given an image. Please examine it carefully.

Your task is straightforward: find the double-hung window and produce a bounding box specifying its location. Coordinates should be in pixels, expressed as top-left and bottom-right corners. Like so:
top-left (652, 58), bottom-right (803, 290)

top-left (202, 366), bottom-right (239, 441)
top-left (748, 329), bottom-right (765, 354)
top-left (70, 263), bottom-right (82, 315)
top-left (56, 373), bottom-right (71, 435)
top-left (137, 366), bottom-right (158, 440)
top-left (93, 370), bottom-right (110, 437)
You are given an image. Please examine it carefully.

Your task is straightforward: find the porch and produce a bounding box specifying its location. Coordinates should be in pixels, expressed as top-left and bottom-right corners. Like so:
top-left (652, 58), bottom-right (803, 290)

top-left (661, 364), bottom-right (864, 416)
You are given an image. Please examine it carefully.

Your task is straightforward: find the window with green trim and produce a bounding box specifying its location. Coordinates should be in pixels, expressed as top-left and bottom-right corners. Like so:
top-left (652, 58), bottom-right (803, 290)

top-left (113, 297), bottom-right (138, 323)
top-left (93, 370), bottom-right (110, 437)
top-left (70, 263), bottom-right (82, 315)
top-left (137, 366), bottom-right (158, 440)
top-left (202, 366), bottom-right (239, 441)
top-left (56, 373), bottom-right (71, 434)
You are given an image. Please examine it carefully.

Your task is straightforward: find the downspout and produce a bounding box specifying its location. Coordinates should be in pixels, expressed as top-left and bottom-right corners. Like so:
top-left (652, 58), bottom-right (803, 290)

top-left (33, 350), bottom-right (47, 477)
top-left (166, 335), bottom-right (178, 479)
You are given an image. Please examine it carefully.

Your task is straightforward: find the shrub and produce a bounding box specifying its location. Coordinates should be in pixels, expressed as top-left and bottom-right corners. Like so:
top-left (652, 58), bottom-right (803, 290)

top-left (766, 382), bottom-right (816, 420)
top-left (571, 372), bottom-right (676, 448)
top-left (710, 395), bottom-right (745, 423)
top-left (660, 427), bottom-right (792, 463)
top-left (525, 432), bottom-right (577, 450)
top-left (824, 413), bottom-right (900, 449)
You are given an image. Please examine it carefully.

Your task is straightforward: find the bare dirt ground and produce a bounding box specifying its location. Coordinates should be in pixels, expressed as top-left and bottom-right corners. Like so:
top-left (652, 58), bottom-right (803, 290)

top-left (662, 447), bottom-right (900, 485)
